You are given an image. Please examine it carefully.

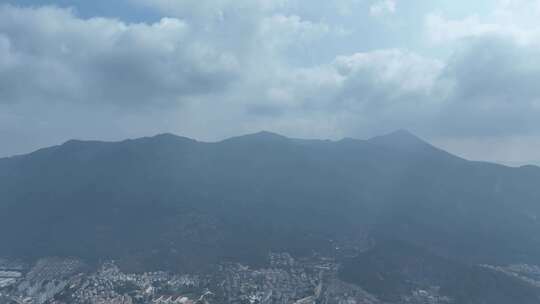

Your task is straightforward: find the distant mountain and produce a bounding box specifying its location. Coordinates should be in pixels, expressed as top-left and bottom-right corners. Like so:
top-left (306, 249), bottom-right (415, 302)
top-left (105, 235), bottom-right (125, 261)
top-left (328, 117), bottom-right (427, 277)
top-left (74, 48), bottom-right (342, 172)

top-left (1, 131), bottom-right (540, 302)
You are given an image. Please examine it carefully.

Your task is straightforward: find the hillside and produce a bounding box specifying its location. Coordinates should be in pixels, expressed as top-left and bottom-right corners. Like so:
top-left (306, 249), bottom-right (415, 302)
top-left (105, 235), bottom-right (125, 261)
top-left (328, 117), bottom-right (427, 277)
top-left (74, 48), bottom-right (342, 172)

top-left (1, 131), bottom-right (540, 302)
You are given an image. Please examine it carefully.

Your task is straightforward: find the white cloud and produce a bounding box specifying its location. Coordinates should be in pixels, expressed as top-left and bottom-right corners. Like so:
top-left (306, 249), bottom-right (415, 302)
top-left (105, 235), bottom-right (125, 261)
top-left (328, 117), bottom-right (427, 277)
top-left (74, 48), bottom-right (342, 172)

top-left (426, 1), bottom-right (540, 46)
top-left (369, 0), bottom-right (396, 17)
top-left (131, 0), bottom-right (286, 23)
top-left (334, 49), bottom-right (443, 93)
top-left (0, 5), bottom-right (240, 106)
top-left (420, 1), bottom-right (540, 141)
top-left (233, 49), bottom-right (445, 139)
top-left (426, 14), bottom-right (501, 44)
top-left (259, 14), bottom-right (331, 52)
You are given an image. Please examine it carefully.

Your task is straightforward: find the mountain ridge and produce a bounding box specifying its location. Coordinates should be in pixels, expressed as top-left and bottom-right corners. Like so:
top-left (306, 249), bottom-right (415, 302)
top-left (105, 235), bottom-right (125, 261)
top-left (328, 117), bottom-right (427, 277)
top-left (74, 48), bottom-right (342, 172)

top-left (0, 129), bottom-right (477, 164)
top-left (5, 129), bottom-right (539, 170)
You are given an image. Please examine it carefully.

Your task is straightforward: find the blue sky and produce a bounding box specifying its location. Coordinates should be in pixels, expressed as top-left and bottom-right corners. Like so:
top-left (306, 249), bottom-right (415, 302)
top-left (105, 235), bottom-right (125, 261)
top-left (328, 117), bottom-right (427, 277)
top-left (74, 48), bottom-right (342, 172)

top-left (1, 0), bottom-right (540, 165)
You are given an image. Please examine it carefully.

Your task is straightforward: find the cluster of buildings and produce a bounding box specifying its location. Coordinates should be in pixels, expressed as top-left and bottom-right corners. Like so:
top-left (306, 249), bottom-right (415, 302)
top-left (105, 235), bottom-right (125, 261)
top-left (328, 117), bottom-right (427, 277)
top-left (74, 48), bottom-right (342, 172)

top-left (400, 289), bottom-right (452, 304)
top-left (0, 259), bottom-right (24, 290)
top-left (65, 262), bottom-right (209, 304)
top-left (1, 254), bottom-right (378, 304)
top-left (216, 253), bottom-right (381, 304)
top-left (5, 254), bottom-right (530, 304)
top-left (0, 258), bottom-right (210, 304)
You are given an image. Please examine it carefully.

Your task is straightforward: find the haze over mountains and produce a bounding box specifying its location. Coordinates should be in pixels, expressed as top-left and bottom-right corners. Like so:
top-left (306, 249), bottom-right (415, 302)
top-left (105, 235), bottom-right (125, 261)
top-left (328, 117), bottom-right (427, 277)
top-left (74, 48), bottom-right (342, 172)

top-left (1, 130), bottom-right (540, 303)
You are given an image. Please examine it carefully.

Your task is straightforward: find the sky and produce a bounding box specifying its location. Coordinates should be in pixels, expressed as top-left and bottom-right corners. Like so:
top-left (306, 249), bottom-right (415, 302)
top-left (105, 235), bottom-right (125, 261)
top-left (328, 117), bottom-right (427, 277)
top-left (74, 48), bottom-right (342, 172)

top-left (0, 0), bottom-right (539, 166)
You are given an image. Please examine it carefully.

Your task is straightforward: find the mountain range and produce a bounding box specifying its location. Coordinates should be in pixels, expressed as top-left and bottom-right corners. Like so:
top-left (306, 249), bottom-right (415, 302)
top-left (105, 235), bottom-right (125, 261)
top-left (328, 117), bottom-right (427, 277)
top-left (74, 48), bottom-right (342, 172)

top-left (1, 130), bottom-right (540, 303)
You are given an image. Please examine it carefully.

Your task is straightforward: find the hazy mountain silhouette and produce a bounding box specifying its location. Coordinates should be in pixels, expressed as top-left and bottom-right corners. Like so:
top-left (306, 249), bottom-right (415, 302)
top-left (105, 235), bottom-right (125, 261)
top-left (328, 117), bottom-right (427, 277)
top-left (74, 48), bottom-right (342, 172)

top-left (1, 131), bottom-right (540, 301)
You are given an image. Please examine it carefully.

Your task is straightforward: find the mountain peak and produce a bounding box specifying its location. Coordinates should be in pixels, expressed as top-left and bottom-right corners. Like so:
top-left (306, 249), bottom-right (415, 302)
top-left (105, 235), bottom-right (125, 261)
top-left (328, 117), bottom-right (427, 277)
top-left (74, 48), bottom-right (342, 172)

top-left (222, 131), bottom-right (289, 143)
top-left (367, 129), bottom-right (432, 151)
top-left (251, 130), bottom-right (288, 139)
top-left (151, 133), bottom-right (194, 141)
top-left (382, 129), bottom-right (419, 139)
top-left (133, 133), bottom-right (198, 145)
